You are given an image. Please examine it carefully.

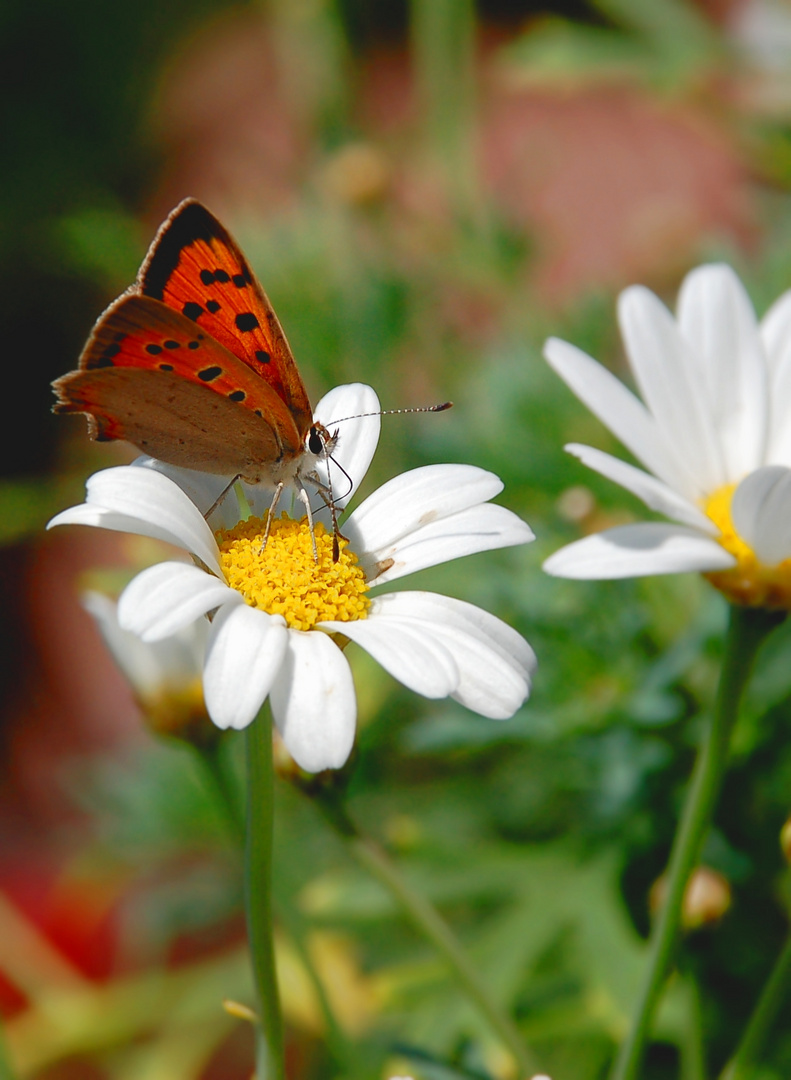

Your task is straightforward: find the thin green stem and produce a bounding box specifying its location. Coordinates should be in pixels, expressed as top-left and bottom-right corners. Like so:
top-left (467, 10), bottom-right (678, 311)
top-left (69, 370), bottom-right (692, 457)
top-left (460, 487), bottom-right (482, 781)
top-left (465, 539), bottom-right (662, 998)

top-left (245, 707), bottom-right (285, 1080)
top-left (0, 1025), bottom-right (17, 1080)
top-left (410, 0), bottom-right (477, 213)
top-left (720, 931), bottom-right (791, 1080)
top-left (610, 604), bottom-right (783, 1080)
top-left (348, 831), bottom-right (537, 1077)
top-left (682, 974), bottom-right (707, 1080)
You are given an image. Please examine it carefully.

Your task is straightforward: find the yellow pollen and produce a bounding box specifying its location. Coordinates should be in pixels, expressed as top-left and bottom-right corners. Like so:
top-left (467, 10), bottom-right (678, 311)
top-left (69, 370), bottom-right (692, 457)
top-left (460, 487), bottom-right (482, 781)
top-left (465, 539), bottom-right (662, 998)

top-left (215, 514), bottom-right (370, 632)
top-left (703, 483), bottom-right (791, 608)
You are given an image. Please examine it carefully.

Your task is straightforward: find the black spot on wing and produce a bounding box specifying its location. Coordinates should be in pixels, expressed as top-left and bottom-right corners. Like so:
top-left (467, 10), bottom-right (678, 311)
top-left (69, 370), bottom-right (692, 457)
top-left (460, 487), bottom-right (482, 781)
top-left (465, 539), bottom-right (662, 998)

top-left (187, 340), bottom-right (200, 350)
top-left (228, 390), bottom-right (246, 401)
top-left (183, 301), bottom-right (203, 320)
top-left (255, 350), bottom-right (271, 364)
top-left (145, 344), bottom-right (162, 355)
top-left (206, 300), bottom-right (221, 314)
top-left (232, 274), bottom-right (247, 288)
top-left (200, 270), bottom-right (215, 286)
top-left (198, 366), bottom-right (222, 382)
top-left (97, 342), bottom-right (121, 367)
top-left (214, 269), bottom-right (230, 283)
top-left (235, 312), bottom-right (259, 332)
top-left (164, 340), bottom-right (180, 349)
top-left (159, 363), bottom-right (174, 371)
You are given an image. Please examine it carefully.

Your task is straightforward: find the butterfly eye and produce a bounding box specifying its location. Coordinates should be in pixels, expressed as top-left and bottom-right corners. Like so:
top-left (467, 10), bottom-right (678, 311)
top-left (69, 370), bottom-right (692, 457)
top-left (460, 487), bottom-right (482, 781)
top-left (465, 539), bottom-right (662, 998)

top-left (308, 426), bottom-right (324, 455)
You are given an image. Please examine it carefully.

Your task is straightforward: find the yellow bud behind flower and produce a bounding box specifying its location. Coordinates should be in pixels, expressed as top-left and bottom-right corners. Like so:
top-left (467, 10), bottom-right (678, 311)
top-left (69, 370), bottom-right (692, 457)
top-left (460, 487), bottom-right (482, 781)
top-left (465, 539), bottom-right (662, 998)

top-left (650, 866), bottom-right (731, 930)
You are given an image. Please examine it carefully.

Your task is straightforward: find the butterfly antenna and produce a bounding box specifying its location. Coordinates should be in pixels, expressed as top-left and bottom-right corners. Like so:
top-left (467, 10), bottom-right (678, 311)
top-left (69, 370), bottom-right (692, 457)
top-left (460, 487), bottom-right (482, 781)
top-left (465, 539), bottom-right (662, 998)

top-left (319, 440), bottom-right (344, 562)
top-left (328, 401), bottom-right (452, 425)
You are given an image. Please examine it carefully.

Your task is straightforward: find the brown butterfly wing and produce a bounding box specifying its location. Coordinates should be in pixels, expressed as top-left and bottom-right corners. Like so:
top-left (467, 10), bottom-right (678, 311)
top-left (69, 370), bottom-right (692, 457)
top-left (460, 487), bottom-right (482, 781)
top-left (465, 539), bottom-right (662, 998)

top-left (138, 199), bottom-right (313, 439)
top-left (53, 294), bottom-right (304, 482)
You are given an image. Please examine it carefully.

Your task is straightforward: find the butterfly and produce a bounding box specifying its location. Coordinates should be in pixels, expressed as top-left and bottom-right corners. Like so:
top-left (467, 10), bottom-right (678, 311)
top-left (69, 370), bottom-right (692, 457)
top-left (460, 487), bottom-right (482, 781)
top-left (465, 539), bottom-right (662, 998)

top-left (53, 198), bottom-right (337, 531)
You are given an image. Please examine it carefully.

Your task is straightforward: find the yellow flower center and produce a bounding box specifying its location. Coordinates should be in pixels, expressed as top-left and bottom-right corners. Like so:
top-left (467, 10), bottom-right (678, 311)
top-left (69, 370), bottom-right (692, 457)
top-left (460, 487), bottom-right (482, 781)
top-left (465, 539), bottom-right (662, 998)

top-left (215, 514), bottom-right (369, 632)
top-left (702, 483), bottom-right (791, 608)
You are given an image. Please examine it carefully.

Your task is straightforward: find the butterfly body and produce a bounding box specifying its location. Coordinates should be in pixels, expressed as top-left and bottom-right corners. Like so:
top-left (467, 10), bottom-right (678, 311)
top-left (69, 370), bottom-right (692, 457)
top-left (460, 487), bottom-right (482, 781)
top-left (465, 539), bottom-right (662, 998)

top-left (53, 200), bottom-right (322, 489)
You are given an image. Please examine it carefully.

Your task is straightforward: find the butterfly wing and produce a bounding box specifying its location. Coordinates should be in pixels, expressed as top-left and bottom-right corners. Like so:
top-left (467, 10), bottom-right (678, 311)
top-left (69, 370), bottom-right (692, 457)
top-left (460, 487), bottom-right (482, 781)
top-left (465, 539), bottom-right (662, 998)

top-left (138, 199), bottom-right (313, 439)
top-left (53, 294), bottom-right (304, 482)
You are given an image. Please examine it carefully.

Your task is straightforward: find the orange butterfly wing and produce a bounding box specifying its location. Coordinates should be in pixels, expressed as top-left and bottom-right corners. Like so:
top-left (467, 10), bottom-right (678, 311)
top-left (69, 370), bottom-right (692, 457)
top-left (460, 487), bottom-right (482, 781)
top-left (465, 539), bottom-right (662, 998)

top-left (53, 294), bottom-right (304, 483)
top-left (138, 199), bottom-right (312, 439)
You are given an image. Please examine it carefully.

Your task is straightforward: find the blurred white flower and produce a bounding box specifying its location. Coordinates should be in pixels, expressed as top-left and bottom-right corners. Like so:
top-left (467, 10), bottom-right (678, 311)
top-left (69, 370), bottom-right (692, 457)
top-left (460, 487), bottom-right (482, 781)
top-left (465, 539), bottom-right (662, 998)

top-left (543, 264), bottom-right (791, 608)
top-left (83, 590), bottom-right (212, 742)
top-left (52, 383), bottom-right (536, 772)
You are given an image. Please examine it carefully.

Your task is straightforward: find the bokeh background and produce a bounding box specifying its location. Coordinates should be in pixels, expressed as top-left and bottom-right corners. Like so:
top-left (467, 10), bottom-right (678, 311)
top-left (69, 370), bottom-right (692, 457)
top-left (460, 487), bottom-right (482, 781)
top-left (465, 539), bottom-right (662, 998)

top-left (6, 1), bottom-right (791, 1077)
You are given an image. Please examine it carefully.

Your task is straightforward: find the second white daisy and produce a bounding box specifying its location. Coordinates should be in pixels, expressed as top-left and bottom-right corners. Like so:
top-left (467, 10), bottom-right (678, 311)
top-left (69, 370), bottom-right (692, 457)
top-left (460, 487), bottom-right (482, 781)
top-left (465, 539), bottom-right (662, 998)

top-left (543, 263), bottom-right (791, 608)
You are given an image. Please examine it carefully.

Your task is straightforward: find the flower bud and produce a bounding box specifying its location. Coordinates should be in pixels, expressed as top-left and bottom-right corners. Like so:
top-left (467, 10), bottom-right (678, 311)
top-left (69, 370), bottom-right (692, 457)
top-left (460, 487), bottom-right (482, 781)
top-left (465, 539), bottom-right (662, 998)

top-left (650, 865), bottom-right (731, 929)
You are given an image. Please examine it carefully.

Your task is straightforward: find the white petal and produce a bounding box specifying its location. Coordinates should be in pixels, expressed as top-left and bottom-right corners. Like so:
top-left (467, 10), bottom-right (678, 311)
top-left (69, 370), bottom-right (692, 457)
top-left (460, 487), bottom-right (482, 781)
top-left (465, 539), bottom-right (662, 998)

top-left (48, 466), bottom-right (222, 575)
top-left (346, 464), bottom-right (506, 554)
top-left (320, 612), bottom-right (460, 698)
top-left (544, 336), bottom-right (695, 498)
top-left (761, 288), bottom-right (791, 365)
top-left (543, 523), bottom-right (736, 579)
top-left (374, 591), bottom-right (535, 675)
top-left (760, 293), bottom-right (791, 465)
top-left (82, 591), bottom-right (167, 694)
top-left (135, 457), bottom-right (286, 532)
top-left (269, 631), bottom-right (356, 772)
top-left (359, 503), bottom-right (533, 585)
top-left (676, 264), bottom-right (768, 476)
top-left (731, 465), bottom-right (791, 566)
top-left (85, 588), bottom-right (208, 695)
top-left (203, 604), bottom-right (288, 730)
top-left (118, 562), bottom-right (237, 641)
top-left (618, 286), bottom-right (726, 495)
top-left (328, 591), bottom-right (535, 718)
top-left (565, 444), bottom-right (718, 534)
top-left (313, 383), bottom-right (381, 511)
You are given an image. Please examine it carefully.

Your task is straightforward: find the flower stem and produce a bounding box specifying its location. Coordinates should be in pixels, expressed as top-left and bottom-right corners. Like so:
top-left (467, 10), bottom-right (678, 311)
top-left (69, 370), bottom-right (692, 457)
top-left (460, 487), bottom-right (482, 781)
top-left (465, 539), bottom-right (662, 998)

top-left (0, 1026), bottom-right (17, 1080)
top-left (341, 824), bottom-right (537, 1076)
top-left (245, 707), bottom-right (285, 1080)
top-left (719, 930), bottom-right (791, 1080)
top-left (410, 0), bottom-right (477, 214)
top-left (610, 603), bottom-right (783, 1080)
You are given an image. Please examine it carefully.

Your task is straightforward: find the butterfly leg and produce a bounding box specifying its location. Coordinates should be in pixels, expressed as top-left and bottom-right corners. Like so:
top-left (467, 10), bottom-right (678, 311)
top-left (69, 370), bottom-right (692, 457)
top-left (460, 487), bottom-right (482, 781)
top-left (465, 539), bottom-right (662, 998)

top-left (260, 482), bottom-right (285, 552)
top-left (295, 485), bottom-right (319, 563)
top-left (204, 473), bottom-right (243, 522)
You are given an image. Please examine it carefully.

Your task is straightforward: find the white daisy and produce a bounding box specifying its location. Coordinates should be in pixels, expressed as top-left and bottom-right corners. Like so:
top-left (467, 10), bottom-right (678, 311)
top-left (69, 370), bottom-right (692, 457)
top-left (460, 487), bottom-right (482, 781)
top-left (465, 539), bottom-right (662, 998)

top-left (50, 384), bottom-right (536, 772)
top-left (543, 263), bottom-right (791, 608)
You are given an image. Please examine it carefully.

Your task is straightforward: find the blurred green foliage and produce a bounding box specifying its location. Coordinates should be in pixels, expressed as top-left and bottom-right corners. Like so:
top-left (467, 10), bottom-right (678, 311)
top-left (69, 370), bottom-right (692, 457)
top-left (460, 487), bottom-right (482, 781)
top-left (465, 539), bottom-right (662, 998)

top-left (9, 0), bottom-right (791, 1078)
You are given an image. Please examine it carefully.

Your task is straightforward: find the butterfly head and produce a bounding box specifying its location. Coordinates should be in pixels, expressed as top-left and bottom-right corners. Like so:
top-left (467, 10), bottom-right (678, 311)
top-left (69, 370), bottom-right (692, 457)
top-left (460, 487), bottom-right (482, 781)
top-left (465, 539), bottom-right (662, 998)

top-left (307, 422), bottom-right (339, 461)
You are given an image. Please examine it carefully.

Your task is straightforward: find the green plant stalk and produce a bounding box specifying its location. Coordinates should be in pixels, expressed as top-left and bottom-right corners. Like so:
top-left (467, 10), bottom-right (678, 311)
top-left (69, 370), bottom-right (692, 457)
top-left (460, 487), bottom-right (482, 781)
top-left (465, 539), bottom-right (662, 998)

top-left (349, 832), bottom-right (537, 1078)
top-left (610, 603), bottom-right (783, 1080)
top-left (410, 0), bottom-right (477, 212)
top-left (245, 707), bottom-right (285, 1080)
top-left (682, 974), bottom-right (706, 1080)
top-left (0, 1025), bottom-right (17, 1080)
top-left (720, 931), bottom-right (791, 1079)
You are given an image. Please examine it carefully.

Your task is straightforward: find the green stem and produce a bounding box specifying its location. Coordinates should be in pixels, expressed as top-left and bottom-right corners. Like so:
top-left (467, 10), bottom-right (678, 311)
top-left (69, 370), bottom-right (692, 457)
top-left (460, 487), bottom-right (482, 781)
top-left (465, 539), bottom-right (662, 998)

top-left (347, 829), bottom-right (537, 1077)
top-left (410, 0), bottom-right (477, 213)
top-left (245, 707), bottom-right (285, 1080)
top-left (682, 974), bottom-right (707, 1080)
top-left (610, 603), bottom-right (782, 1080)
top-left (720, 931), bottom-right (791, 1080)
top-left (0, 1025), bottom-right (17, 1080)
